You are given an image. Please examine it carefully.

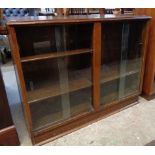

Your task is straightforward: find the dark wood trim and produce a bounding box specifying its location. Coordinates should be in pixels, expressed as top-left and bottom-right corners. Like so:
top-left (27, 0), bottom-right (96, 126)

top-left (93, 22), bottom-right (101, 110)
top-left (6, 15), bottom-right (151, 26)
top-left (7, 26), bottom-right (33, 134)
top-left (0, 125), bottom-right (20, 146)
top-left (33, 95), bottom-right (138, 145)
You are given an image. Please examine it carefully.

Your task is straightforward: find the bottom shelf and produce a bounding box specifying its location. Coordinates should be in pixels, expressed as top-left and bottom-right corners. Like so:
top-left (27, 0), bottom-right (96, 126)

top-left (30, 87), bottom-right (92, 131)
top-left (33, 95), bottom-right (138, 145)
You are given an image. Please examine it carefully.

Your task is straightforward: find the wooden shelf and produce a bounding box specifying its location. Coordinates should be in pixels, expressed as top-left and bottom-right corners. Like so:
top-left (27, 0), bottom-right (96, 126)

top-left (28, 78), bottom-right (92, 104)
top-left (21, 48), bottom-right (92, 63)
top-left (27, 59), bottom-right (140, 104)
top-left (27, 69), bottom-right (92, 104)
top-left (101, 70), bottom-right (139, 84)
top-left (101, 59), bottom-right (140, 84)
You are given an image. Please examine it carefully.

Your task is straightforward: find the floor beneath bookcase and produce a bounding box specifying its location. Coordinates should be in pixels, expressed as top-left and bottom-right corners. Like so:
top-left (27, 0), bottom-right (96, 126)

top-left (2, 63), bottom-right (155, 146)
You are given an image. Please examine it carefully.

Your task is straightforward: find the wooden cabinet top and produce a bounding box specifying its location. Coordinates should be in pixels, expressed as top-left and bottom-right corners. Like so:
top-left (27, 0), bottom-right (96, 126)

top-left (6, 14), bottom-right (151, 26)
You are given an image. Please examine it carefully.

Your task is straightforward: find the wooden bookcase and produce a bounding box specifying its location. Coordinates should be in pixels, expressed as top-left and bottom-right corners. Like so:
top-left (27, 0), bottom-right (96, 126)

top-left (135, 9), bottom-right (155, 99)
top-left (7, 15), bottom-right (150, 145)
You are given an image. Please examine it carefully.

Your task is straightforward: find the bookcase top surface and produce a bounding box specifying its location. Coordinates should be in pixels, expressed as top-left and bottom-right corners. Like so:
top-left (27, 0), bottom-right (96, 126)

top-left (6, 14), bottom-right (151, 26)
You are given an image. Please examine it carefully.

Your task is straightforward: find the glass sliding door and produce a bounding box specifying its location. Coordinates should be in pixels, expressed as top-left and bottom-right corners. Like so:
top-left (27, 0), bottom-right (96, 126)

top-left (16, 23), bottom-right (93, 131)
top-left (101, 21), bottom-right (144, 106)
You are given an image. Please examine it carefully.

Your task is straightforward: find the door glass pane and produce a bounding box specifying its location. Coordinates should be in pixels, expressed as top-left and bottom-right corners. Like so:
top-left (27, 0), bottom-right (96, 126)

top-left (101, 21), bottom-right (144, 106)
top-left (16, 24), bottom-right (93, 131)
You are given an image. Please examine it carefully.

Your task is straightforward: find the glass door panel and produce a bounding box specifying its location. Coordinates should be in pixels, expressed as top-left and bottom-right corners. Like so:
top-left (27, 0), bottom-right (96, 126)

top-left (28, 54), bottom-right (92, 131)
top-left (101, 21), bottom-right (144, 106)
top-left (67, 54), bottom-right (92, 117)
top-left (16, 24), bottom-right (93, 131)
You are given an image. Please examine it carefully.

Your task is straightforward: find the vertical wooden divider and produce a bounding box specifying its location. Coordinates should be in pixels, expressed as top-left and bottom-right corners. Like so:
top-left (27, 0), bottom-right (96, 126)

top-left (93, 22), bottom-right (101, 110)
top-left (7, 26), bottom-right (33, 134)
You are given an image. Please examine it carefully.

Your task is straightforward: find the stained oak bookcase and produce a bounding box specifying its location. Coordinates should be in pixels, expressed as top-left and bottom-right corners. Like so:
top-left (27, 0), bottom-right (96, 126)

top-left (135, 9), bottom-right (155, 99)
top-left (7, 15), bottom-right (150, 145)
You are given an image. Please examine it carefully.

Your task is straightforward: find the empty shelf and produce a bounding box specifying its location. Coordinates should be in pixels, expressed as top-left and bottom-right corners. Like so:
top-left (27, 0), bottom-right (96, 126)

top-left (21, 48), bottom-right (92, 63)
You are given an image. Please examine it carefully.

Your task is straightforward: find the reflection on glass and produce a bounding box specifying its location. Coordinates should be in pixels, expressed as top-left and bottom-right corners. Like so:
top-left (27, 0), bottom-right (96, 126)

top-left (101, 21), bottom-right (144, 106)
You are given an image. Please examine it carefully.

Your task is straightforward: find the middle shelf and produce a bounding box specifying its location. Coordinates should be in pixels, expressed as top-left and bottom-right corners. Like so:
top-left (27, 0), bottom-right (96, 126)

top-left (21, 48), bottom-right (93, 63)
top-left (28, 76), bottom-right (92, 104)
